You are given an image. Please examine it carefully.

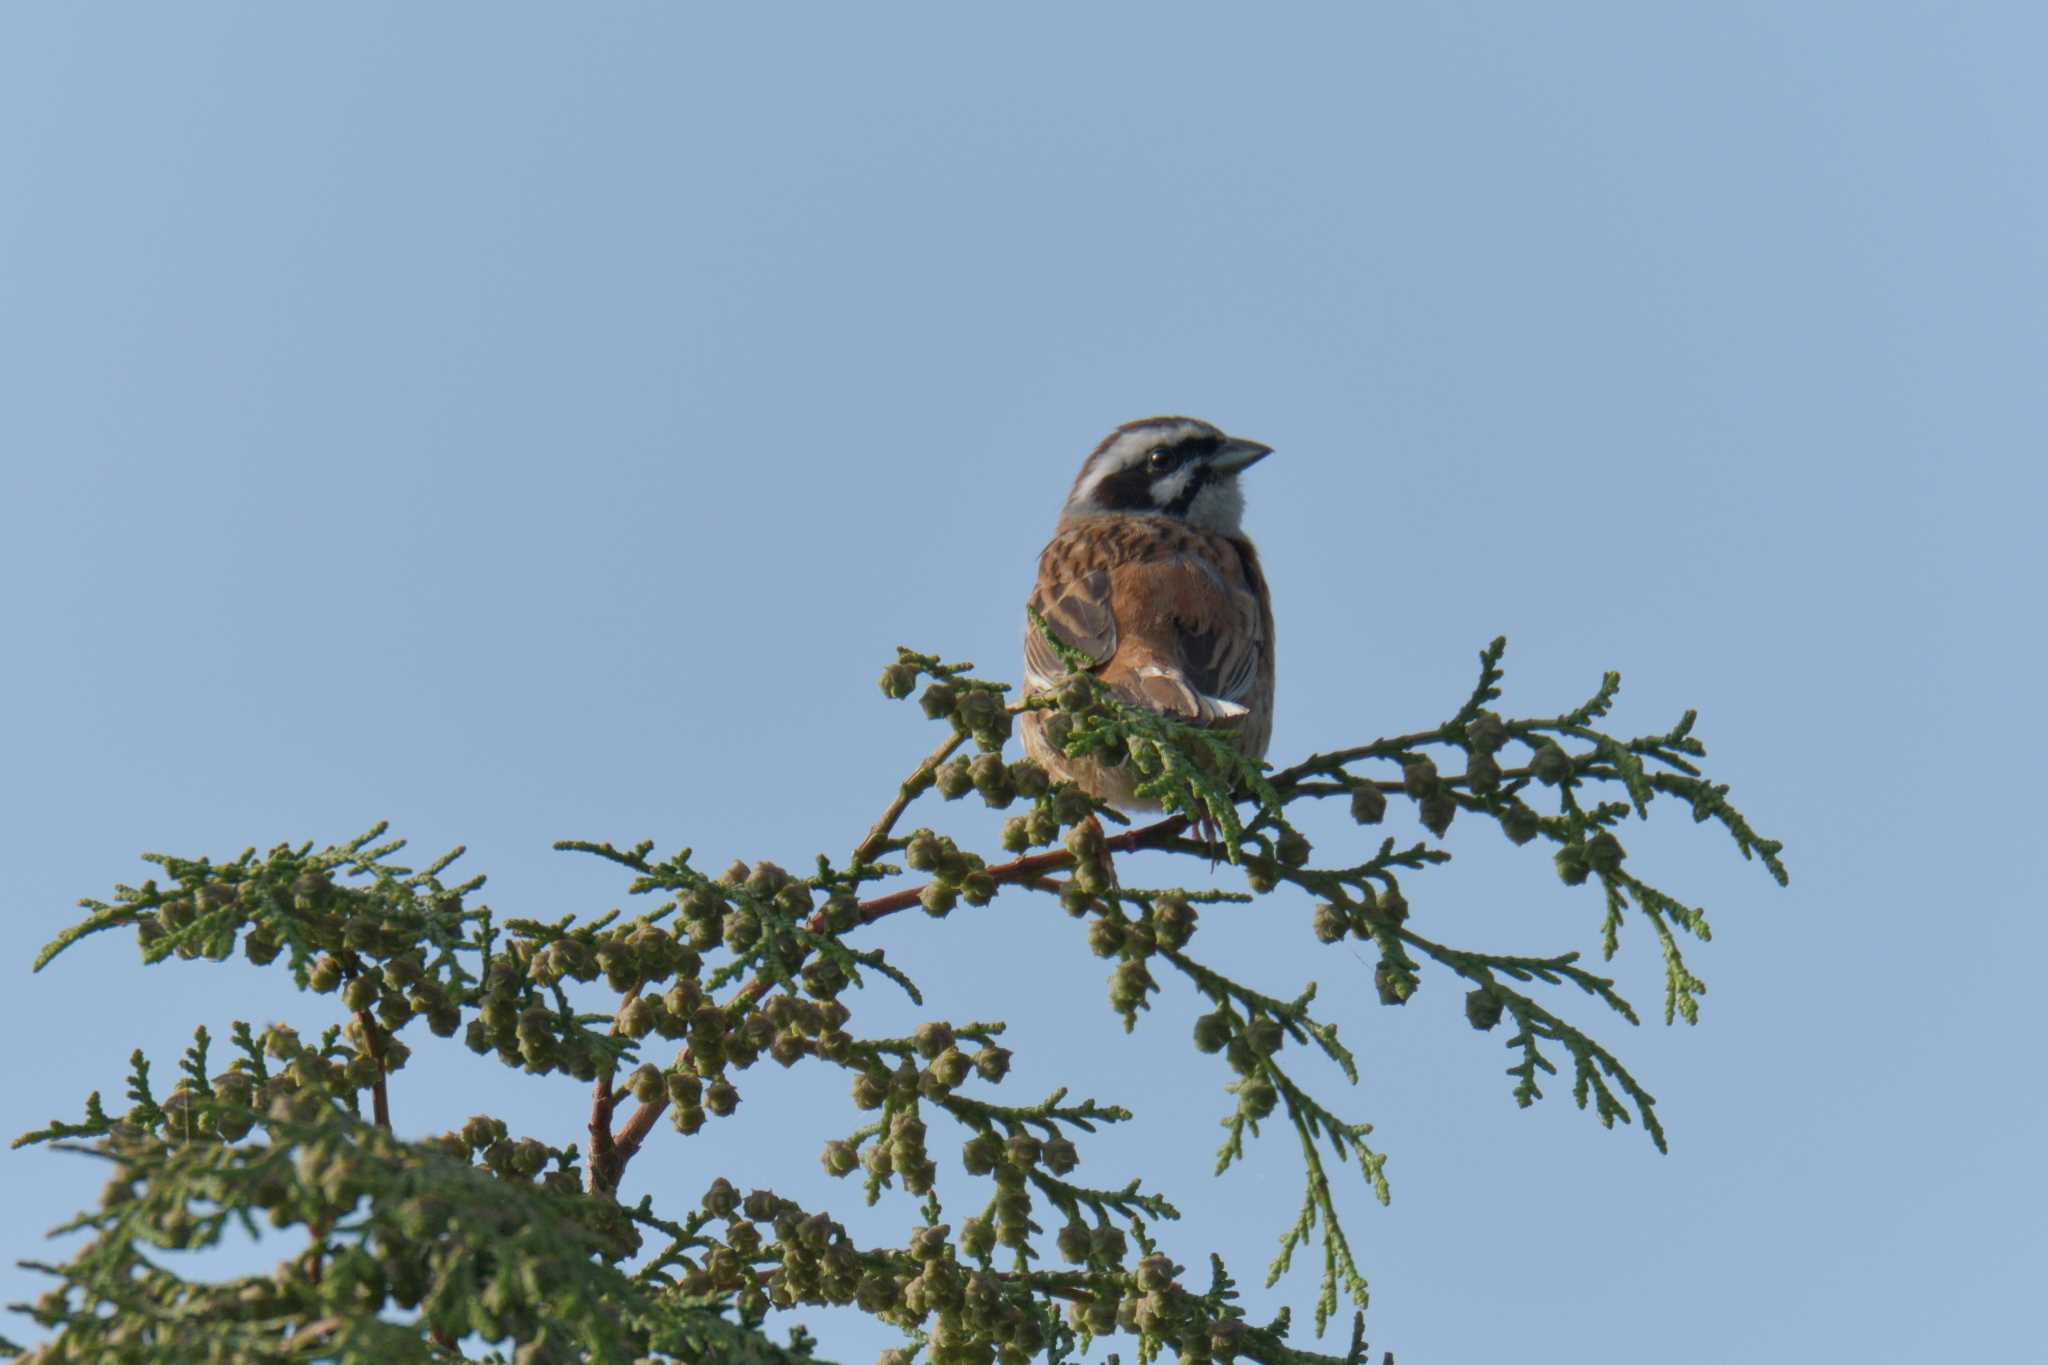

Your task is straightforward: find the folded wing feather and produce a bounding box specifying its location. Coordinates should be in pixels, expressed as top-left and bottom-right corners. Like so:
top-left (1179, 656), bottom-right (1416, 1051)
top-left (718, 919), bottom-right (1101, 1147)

top-left (1025, 555), bottom-right (1265, 728)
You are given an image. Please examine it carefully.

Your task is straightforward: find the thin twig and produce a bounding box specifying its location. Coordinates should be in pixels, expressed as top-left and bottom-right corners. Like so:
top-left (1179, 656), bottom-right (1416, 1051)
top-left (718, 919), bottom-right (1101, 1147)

top-left (852, 732), bottom-right (967, 866)
top-left (604, 814), bottom-right (1193, 1186)
top-left (610, 1094), bottom-right (667, 1171)
top-left (352, 1010), bottom-right (392, 1132)
top-left (839, 814), bottom-right (1191, 927)
top-left (1266, 729), bottom-right (1454, 788)
top-left (588, 1069), bottom-right (619, 1191)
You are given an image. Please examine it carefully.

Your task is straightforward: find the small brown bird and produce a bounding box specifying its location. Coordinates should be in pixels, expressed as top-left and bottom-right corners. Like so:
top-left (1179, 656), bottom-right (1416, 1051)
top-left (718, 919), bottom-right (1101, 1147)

top-left (1020, 416), bottom-right (1276, 810)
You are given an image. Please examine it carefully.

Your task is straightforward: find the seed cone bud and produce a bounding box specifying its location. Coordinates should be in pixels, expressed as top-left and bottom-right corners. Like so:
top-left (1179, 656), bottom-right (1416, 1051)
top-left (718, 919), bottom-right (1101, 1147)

top-left (935, 759), bottom-right (975, 800)
top-left (1586, 830), bottom-right (1626, 872)
top-left (1273, 828), bottom-right (1311, 867)
top-left (1532, 745), bottom-right (1572, 785)
top-left (1501, 801), bottom-right (1541, 845)
top-left (1401, 756), bottom-right (1441, 797)
top-left (1420, 791), bottom-right (1457, 837)
top-left (1312, 903), bottom-right (1348, 944)
top-left (1554, 846), bottom-right (1592, 885)
top-left (1465, 711), bottom-right (1508, 754)
top-left (879, 662), bottom-right (920, 699)
top-left (1465, 988), bottom-right (1504, 1031)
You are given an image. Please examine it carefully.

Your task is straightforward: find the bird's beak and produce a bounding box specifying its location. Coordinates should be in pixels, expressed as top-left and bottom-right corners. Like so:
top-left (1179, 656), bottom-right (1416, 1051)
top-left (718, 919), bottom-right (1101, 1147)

top-left (1211, 437), bottom-right (1274, 473)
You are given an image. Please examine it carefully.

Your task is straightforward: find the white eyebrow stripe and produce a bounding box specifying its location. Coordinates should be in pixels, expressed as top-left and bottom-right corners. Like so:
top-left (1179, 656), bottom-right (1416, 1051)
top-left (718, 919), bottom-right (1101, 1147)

top-left (1071, 456), bottom-right (1123, 510)
top-left (1071, 421), bottom-right (1210, 510)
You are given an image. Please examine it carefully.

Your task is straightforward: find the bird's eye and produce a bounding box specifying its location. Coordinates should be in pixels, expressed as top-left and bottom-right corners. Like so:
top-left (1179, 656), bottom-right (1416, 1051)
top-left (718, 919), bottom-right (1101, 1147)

top-left (1147, 446), bottom-right (1179, 472)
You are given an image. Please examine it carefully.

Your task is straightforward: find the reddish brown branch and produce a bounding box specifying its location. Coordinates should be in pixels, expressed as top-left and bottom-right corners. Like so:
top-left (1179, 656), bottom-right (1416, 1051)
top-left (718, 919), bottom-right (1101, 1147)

top-left (352, 1010), bottom-right (392, 1131)
top-left (602, 814), bottom-right (1191, 1188)
top-left (608, 978), bottom-right (776, 1173)
top-left (610, 1092), bottom-right (666, 1170)
top-left (829, 813), bottom-right (1191, 929)
top-left (588, 1069), bottom-right (619, 1191)
top-left (852, 732), bottom-right (967, 867)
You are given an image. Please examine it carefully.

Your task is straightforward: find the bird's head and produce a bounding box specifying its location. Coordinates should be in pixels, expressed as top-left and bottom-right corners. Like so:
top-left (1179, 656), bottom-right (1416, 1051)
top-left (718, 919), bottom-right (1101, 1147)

top-left (1059, 416), bottom-right (1273, 534)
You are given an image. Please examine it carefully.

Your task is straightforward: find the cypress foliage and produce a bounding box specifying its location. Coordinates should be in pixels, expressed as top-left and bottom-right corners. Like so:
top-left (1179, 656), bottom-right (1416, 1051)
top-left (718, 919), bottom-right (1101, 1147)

top-left (9, 637), bottom-right (1784, 1363)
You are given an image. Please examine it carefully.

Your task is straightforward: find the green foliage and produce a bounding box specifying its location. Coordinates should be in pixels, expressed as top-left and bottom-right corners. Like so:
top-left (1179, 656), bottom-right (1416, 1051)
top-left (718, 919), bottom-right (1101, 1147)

top-left (1026, 610), bottom-right (1277, 857)
top-left (10, 639), bottom-right (1783, 1363)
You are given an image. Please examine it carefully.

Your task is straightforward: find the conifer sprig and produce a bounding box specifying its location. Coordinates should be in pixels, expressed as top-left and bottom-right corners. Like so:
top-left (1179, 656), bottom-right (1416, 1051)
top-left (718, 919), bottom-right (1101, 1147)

top-left (10, 637), bottom-right (1781, 1364)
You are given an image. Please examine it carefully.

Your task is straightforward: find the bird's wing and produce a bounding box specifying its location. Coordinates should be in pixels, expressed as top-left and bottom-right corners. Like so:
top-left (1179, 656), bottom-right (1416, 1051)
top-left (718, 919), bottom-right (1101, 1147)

top-left (1024, 568), bottom-right (1117, 692)
top-left (1027, 554), bottom-right (1265, 727)
top-left (1107, 554), bottom-right (1265, 723)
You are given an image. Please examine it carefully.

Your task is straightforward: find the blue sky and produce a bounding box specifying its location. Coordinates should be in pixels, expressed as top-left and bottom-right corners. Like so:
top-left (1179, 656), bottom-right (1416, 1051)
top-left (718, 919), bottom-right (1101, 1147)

top-left (2, 5), bottom-right (2042, 1361)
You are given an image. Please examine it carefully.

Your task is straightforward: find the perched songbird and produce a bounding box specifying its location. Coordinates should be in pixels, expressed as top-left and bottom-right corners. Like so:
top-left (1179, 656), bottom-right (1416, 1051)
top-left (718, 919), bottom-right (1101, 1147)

top-left (1020, 416), bottom-right (1276, 810)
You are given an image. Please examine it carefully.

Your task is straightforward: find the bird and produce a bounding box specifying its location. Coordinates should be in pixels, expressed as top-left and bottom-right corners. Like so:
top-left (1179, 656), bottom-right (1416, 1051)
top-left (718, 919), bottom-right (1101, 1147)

top-left (1019, 416), bottom-right (1276, 813)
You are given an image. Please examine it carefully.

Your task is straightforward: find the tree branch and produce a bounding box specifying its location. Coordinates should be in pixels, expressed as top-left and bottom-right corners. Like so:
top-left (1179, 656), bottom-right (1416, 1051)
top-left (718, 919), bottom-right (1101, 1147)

top-left (352, 1010), bottom-right (392, 1132)
top-left (588, 1068), bottom-right (619, 1192)
top-left (852, 732), bottom-right (966, 867)
top-left (603, 816), bottom-right (1196, 1186)
top-left (841, 813), bottom-right (1191, 927)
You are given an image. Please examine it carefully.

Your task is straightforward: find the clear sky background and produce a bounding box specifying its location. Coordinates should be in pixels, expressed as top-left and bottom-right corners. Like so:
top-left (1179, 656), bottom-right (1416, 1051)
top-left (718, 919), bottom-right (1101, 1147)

top-left (3, 5), bottom-right (2042, 1362)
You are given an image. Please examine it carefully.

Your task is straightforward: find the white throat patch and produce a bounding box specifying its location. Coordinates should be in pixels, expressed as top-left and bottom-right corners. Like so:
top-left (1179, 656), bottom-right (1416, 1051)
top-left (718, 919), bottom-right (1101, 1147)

top-left (1184, 477), bottom-right (1245, 532)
